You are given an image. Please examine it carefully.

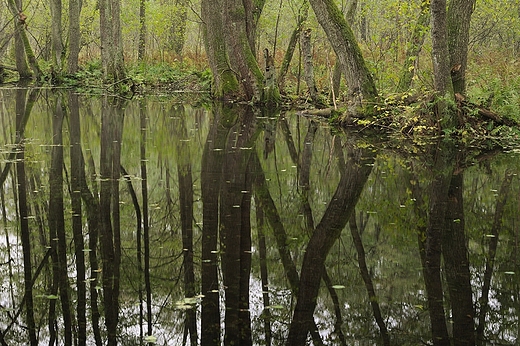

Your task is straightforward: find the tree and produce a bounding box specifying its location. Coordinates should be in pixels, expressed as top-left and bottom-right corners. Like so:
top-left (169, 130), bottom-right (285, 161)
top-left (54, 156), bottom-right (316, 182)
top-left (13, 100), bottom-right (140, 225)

top-left (99, 0), bottom-right (125, 82)
top-left (307, 0), bottom-right (377, 118)
top-left (68, 0), bottom-right (83, 73)
top-left (49, 0), bottom-right (64, 69)
top-left (201, 0), bottom-right (279, 103)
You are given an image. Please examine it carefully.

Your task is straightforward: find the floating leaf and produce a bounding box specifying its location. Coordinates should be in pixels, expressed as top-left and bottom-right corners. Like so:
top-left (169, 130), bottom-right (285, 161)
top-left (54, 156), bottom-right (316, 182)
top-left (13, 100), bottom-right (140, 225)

top-left (332, 285), bottom-right (346, 289)
top-left (265, 305), bottom-right (284, 309)
top-left (504, 271), bottom-right (515, 275)
top-left (144, 335), bottom-right (157, 343)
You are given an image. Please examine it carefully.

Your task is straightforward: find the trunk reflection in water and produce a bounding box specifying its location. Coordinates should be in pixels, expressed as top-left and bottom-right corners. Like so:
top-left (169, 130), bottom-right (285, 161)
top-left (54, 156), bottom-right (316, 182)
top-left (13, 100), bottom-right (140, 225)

top-left (0, 90), bottom-right (519, 345)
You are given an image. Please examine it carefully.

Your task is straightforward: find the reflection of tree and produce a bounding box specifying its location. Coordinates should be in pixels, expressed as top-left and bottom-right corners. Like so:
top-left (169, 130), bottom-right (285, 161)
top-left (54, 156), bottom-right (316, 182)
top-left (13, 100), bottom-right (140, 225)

top-left (174, 106), bottom-right (197, 345)
top-left (15, 87), bottom-right (37, 346)
top-left (220, 108), bottom-right (258, 346)
top-left (69, 92), bottom-right (87, 346)
top-left (349, 213), bottom-right (390, 345)
top-left (287, 139), bottom-right (375, 346)
top-left (201, 104), bottom-right (236, 346)
top-left (99, 97), bottom-right (124, 346)
top-left (476, 170), bottom-right (513, 344)
top-left (48, 95), bottom-right (73, 346)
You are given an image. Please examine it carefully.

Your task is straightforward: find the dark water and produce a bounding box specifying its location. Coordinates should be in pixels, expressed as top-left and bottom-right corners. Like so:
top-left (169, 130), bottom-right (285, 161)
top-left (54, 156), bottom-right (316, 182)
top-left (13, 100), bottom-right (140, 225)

top-left (0, 88), bottom-right (519, 345)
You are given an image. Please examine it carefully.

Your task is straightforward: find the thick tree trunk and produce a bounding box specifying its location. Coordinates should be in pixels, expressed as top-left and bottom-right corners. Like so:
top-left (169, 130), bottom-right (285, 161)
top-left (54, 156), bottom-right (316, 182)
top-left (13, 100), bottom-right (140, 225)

top-left (308, 0), bottom-right (377, 116)
top-left (99, 0), bottom-right (125, 82)
top-left (447, 0), bottom-right (476, 94)
top-left (201, 0), bottom-right (239, 98)
top-left (68, 0), bottom-right (82, 74)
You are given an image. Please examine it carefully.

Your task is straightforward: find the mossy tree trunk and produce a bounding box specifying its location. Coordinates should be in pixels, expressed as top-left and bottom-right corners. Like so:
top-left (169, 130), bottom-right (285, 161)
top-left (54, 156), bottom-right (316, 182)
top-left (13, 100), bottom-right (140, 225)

top-left (201, 0), bottom-right (280, 103)
top-left (49, 0), bottom-right (63, 69)
top-left (308, 0), bottom-right (377, 117)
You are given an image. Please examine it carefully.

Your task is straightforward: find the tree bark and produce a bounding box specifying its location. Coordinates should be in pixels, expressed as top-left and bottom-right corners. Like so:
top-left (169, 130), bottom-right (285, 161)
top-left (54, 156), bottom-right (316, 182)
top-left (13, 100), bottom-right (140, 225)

top-left (301, 29), bottom-right (318, 102)
top-left (49, 0), bottom-right (63, 68)
top-left (138, 0), bottom-right (146, 60)
top-left (68, 0), bottom-right (82, 73)
top-left (99, 0), bottom-right (125, 82)
top-left (447, 0), bottom-right (476, 94)
top-left (430, 0), bottom-right (455, 126)
top-left (308, 0), bottom-right (377, 116)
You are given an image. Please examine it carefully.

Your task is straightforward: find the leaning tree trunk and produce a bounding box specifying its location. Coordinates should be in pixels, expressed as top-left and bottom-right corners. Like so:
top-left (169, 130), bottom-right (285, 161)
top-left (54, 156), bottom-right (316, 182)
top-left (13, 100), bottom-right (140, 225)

top-left (308, 0), bottom-right (377, 118)
top-left (396, 0), bottom-right (430, 92)
top-left (446, 0), bottom-right (476, 94)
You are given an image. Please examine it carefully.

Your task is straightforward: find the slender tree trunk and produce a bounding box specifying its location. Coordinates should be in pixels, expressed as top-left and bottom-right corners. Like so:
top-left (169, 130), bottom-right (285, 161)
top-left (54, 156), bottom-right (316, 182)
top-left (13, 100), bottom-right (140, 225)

top-left (49, 0), bottom-right (63, 68)
top-left (69, 93), bottom-right (87, 346)
top-left (68, 0), bottom-right (82, 73)
top-left (15, 88), bottom-right (37, 346)
top-left (278, 1), bottom-right (309, 92)
top-left (332, 0), bottom-right (357, 99)
top-left (396, 0), bottom-right (430, 92)
top-left (301, 29), bottom-right (318, 102)
top-left (138, 0), bottom-right (146, 60)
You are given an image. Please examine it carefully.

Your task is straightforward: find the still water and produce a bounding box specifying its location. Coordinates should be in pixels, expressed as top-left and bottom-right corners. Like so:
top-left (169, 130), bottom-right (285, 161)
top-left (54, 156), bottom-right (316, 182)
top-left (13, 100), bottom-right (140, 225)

top-left (0, 88), bottom-right (519, 345)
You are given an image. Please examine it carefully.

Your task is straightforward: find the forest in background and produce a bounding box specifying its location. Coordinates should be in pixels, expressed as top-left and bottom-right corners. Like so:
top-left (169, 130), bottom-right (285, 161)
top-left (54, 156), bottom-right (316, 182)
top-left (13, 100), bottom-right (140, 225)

top-left (0, 0), bottom-right (519, 116)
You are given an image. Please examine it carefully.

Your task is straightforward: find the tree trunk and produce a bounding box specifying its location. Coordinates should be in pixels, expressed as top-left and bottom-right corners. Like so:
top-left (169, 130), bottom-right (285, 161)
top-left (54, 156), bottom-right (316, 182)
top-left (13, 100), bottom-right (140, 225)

top-left (138, 0), bottom-right (146, 60)
top-left (430, 0), bottom-right (455, 126)
top-left (447, 0), bottom-right (476, 94)
top-left (49, 0), bottom-right (63, 68)
top-left (201, 0), bottom-right (239, 98)
top-left (396, 0), bottom-right (430, 92)
top-left (308, 0), bottom-right (377, 116)
top-left (99, 0), bottom-right (125, 82)
top-left (68, 0), bottom-right (82, 73)
top-left (301, 29), bottom-right (318, 102)
top-left (277, 1), bottom-right (309, 92)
